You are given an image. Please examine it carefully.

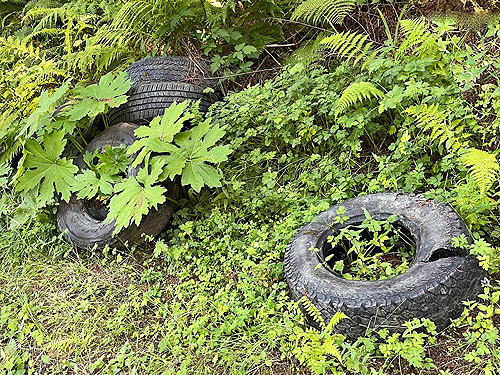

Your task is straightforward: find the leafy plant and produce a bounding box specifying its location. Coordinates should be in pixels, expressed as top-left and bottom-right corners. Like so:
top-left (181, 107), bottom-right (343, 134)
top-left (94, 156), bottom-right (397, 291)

top-left (319, 30), bottom-right (374, 66)
top-left (107, 158), bottom-right (168, 234)
top-left (71, 145), bottom-right (131, 200)
top-left (15, 130), bottom-right (78, 206)
top-left (335, 81), bottom-right (384, 117)
top-left (128, 101), bottom-right (232, 193)
top-left (291, 0), bottom-right (356, 26)
top-left (460, 148), bottom-right (500, 195)
top-left (294, 297), bottom-right (346, 375)
top-left (62, 71), bottom-right (130, 122)
top-left (324, 211), bottom-right (415, 281)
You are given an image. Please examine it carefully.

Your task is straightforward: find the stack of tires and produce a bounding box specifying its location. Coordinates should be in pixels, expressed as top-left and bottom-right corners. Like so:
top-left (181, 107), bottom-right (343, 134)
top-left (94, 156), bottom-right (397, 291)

top-left (57, 56), bottom-right (218, 249)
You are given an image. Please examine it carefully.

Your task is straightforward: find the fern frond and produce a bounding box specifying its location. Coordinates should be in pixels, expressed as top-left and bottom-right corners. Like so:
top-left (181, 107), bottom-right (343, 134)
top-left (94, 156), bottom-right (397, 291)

top-left (319, 30), bottom-right (373, 66)
top-left (335, 81), bottom-right (384, 116)
top-left (460, 148), bottom-right (500, 195)
top-left (64, 44), bottom-right (129, 76)
top-left (322, 336), bottom-right (342, 362)
top-left (325, 311), bottom-right (347, 332)
top-left (395, 18), bottom-right (432, 63)
top-left (404, 104), bottom-right (465, 151)
top-left (300, 296), bottom-right (326, 329)
top-left (291, 0), bottom-right (356, 26)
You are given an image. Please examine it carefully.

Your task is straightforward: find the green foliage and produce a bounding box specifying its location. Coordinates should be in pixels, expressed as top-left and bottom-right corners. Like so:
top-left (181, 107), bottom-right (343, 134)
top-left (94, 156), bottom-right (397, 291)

top-left (293, 300), bottom-right (346, 375)
top-left (405, 103), bottom-right (468, 152)
top-left (15, 130), bottom-right (78, 206)
top-left (319, 30), bottom-right (374, 66)
top-left (291, 0), bottom-right (356, 26)
top-left (460, 148), bottom-right (500, 195)
top-left (454, 286), bottom-right (500, 375)
top-left (63, 71), bottom-right (131, 121)
top-left (325, 212), bottom-right (415, 281)
top-left (469, 238), bottom-right (500, 274)
top-left (128, 101), bottom-right (195, 167)
top-left (72, 145), bottom-right (131, 199)
top-left (300, 296), bottom-right (326, 328)
top-left (129, 102), bottom-right (233, 193)
top-left (107, 158), bottom-right (167, 234)
top-left (3, 8), bottom-right (500, 375)
top-left (18, 80), bottom-right (70, 139)
top-left (155, 119), bottom-right (232, 192)
top-left (335, 81), bottom-right (384, 117)
top-left (378, 318), bottom-right (437, 370)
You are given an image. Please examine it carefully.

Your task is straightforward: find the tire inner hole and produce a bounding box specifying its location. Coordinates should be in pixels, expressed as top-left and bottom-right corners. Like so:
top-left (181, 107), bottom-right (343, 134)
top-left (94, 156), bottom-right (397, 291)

top-left (319, 224), bottom-right (416, 281)
top-left (85, 197), bottom-right (109, 221)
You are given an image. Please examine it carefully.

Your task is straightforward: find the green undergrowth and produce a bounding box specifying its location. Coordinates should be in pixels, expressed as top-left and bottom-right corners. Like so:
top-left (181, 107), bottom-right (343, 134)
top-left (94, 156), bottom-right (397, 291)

top-left (2, 11), bottom-right (500, 375)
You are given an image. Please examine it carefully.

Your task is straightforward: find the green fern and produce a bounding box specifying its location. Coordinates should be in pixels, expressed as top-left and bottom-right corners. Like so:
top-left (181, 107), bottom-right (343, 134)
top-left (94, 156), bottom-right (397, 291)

top-left (300, 296), bottom-right (326, 329)
top-left (335, 81), bottom-right (384, 117)
top-left (405, 104), bottom-right (465, 151)
top-left (291, 0), bottom-right (356, 26)
top-left (395, 18), bottom-right (432, 63)
top-left (319, 30), bottom-right (374, 66)
top-left (460, 148), bottom-right (500, 195)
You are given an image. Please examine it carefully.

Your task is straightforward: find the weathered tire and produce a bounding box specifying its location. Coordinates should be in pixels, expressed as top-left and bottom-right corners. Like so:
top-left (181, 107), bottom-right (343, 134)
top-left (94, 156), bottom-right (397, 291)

top-left (284, 192), bottom-right (485, 340)
top-left (57, 122), bottom-right (179, 249)
top-left (126, 56), bottom-right (216, 88)
top-left (108, 82), bottom-right (218, 126)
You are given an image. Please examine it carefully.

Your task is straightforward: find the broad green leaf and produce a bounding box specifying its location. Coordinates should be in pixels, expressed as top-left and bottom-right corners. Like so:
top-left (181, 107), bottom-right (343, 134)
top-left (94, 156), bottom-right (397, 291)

top-left (94, 145), bottom-right (131, 176)
top-left (16, 130), bottom-right (78, 205)
top-left (64, 72), bottom-right (131, 121)
top-left (155, 120), bottom-right (232, 192)
top-left (128, 103), bottom-right (232, 193)
top-left (128, 101), bottom-right (194, 167)
top-left (106, 159), bottom-right (166, 234)
top-left (72, 169), bottom-right (116, 199)
top-left (182, 163), bottom-right (223, 191)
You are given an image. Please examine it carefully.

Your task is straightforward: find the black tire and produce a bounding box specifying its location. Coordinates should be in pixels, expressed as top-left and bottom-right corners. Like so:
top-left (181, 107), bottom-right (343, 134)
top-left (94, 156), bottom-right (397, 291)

top-left (108, 82), bottom-right (218, 126)
top-left (284, 192), bottom-right (485, 340)
top-left (57, 122), bottom-right (179, 249)
top-left (126, 56), bottom-right (216, 88)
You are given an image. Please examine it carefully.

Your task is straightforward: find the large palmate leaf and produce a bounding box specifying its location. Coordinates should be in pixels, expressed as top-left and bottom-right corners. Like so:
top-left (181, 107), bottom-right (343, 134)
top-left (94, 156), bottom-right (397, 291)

top-left (128, 103), bottom-right (232, 192)
top-left (71, 169), bottom-right (116, 199)
top-left (64, 72), bottom-right (131, 121)
top-left (128, 101), bottom-right (194, 167)
top-left (106, 158), bottom-right (166, 234)
top-left (155, 119), bottom-right (232, 192)
top-left (16, 130), bottom-right (78, 205)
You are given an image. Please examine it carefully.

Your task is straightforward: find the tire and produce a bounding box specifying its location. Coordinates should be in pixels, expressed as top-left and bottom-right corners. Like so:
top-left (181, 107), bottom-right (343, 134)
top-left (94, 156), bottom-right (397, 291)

top-left (108, 82), bottom-right (218, 126)
top-left (284, 192), bottom-right (485, 340)
top-left (126, 56), bottom-right (216, 89)
top-left (57, 122), bottom-right (179, 249)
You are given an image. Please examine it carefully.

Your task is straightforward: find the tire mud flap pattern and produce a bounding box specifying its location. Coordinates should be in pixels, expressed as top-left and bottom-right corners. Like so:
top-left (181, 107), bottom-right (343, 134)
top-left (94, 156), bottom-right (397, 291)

top-left (126, 56), bottom-right (216, 89)
top-left (57, 122), bottom-right (179, 249)
top-left (284, 192), bottom-right (485, 340)
top-left (108, 81), bottom-right (218, 126)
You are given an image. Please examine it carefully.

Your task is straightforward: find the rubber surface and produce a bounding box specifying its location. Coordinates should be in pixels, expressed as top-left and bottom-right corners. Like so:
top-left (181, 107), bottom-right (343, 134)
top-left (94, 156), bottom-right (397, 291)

top-left (108, 82), bottom-right (217, 126)
top-left (126, 56), bottom-right (216, 88)
top-left (284, 192), bottom-right (485, 339)
top-left (57, 122), bottom-right (179, 249)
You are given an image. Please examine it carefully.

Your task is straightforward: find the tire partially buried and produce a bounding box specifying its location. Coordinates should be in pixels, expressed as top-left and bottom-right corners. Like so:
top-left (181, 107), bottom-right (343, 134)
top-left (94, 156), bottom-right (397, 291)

top-left (57, 122), bottom-right (179, 249)
top-left (284, 192), bottom-right (485, 339)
